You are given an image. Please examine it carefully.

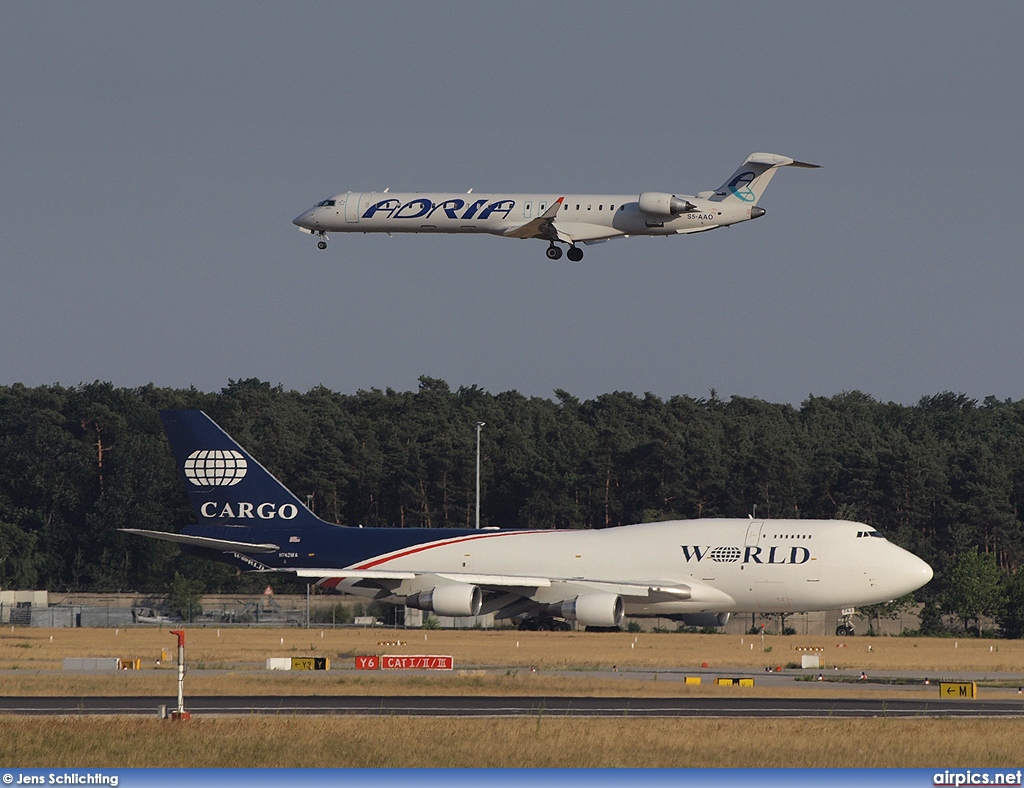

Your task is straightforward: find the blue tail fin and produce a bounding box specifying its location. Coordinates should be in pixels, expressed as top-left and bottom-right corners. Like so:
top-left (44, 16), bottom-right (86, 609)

top-left (161, 410), bottom-right (323, 529)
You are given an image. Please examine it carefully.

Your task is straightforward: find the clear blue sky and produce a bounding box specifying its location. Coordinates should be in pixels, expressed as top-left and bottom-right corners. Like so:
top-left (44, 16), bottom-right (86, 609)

top-left (3, 3), bottom-right (1022, 404)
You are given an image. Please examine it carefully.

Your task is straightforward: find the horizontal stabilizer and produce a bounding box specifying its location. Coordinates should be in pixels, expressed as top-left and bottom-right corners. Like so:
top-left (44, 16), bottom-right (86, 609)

top-left (119, 528), bottom-right (280, 553)
top-left (745, 153), bottom-right (820, 169)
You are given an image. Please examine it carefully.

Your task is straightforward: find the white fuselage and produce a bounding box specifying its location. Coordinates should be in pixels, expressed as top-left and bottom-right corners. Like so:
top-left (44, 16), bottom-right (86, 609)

top-left (292, 153), bottom-right (817, 258)
top-left (293, 191), bottom-right (755, 242)
top-left (332, 518), bottom-right (933, 615)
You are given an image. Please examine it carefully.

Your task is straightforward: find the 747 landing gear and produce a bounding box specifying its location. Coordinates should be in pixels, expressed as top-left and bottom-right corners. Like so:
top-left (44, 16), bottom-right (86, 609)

top-left (566, 246), bottom-right (584, 262)
top-left (518, 616), bottom-right (571, 631)
top-left (546, 244), bottom-right (563, 260)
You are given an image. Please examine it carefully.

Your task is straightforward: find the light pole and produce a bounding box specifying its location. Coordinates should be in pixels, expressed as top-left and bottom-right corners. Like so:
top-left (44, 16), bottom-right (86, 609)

top-left (475, 421), bottom-right (485, 529)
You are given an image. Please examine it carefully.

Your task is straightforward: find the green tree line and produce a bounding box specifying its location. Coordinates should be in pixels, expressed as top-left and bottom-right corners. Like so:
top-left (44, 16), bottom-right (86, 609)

top-left (2, 378), bottom-right (1024, 632)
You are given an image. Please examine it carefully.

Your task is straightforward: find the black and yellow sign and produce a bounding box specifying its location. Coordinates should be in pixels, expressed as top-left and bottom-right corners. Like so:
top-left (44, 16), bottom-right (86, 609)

top-left (292, 656), bottom-right (330, 671)
top-left (939, 681), bottom-right (976, 699)
top-left (715, 677), bottom-right (755, 687)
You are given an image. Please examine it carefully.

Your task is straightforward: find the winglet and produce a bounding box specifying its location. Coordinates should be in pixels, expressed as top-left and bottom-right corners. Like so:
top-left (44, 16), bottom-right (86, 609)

top-left (541, 197), bottom-right (564, 219)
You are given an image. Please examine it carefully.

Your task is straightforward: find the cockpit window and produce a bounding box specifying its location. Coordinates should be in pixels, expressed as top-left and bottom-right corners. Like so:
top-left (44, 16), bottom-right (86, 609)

top-left (316, 199), bottom-right (336, 207)
top-left (856, 530), bottom-right (885, 538)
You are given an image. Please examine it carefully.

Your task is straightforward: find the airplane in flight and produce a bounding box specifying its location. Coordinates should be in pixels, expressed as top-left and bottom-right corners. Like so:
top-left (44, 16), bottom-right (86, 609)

top-left (293, 152), bottom-right (819, 261)
top-left (125, 411), bottom-right (931, 633)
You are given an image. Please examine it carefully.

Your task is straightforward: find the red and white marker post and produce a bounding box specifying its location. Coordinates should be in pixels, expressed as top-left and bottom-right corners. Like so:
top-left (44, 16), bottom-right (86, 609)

top-left (168, 629), bottom-right (191, 721)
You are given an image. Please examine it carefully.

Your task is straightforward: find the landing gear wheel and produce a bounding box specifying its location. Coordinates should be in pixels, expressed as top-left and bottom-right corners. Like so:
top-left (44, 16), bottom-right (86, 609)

top-left (317, 241), bottom-right (327, 250)
top-left (836, 625), bottom-right (854, 636)
top-left (546, 245), bottom-right (563, 260)
top-left (566, 246), bottom-right (584, 262)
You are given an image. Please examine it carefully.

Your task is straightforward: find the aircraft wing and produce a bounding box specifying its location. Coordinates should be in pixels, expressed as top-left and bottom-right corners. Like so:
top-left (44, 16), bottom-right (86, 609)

top-left (552, 223), bottom-right (624, 243)
top-left (119, 528), bottom-right (280, 554)
top-left (568, 578), bottom-right (735, 606)
top-left (288, 566), bottom-right (716, 603)
top-left (503, 197), bottom-right (564, 240)
top-left (291, 567), bottom-right (552, 587)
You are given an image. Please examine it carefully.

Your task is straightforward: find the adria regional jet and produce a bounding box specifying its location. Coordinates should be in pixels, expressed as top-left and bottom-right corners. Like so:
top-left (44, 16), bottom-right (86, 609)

top-left (293, 152), bottom-right (819, 261)
top-left (124, 411), bottom-right (931, 633)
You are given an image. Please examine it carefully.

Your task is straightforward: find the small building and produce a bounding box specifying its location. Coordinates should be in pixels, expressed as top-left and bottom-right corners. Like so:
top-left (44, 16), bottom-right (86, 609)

top-left (0, 590), bottom-right (48, 624)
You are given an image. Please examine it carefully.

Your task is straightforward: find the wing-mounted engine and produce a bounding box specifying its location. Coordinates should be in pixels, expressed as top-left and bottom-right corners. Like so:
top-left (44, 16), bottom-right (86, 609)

top-left (638, 192), bottom-right (696, 217)
top-left (406, 585), bottom-right (482, 617)
top-left (546, 592), bottom-right (624, 628)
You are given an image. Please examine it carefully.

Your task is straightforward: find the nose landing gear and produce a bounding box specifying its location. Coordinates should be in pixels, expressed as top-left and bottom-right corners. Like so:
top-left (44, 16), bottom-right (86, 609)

top-left (316, 231), bottom-right (328, 250)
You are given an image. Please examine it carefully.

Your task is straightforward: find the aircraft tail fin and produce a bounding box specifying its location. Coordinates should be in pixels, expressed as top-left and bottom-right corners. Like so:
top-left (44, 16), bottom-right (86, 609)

top-left (708, 153), bottom-right (820, 205)
top-left (160, 410), bottom-right (325, 530)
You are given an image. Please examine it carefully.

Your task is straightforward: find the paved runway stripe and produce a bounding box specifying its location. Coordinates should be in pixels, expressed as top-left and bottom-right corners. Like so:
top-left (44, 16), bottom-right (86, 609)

top-left (2, 695), bottom-right (1024, 717)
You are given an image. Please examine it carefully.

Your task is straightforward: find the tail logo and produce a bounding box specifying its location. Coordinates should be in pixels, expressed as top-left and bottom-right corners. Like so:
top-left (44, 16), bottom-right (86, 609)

top-left (727, 171), bottom-right (757, 202)
top-left (184, 450), bottom-right (248, 487)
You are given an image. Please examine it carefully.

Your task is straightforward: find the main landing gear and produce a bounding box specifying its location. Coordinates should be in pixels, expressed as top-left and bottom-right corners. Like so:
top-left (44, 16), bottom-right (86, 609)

top-left (518, 616), bottom-right (572, 631)
top-left (545, 243), bottom-right (584, 262)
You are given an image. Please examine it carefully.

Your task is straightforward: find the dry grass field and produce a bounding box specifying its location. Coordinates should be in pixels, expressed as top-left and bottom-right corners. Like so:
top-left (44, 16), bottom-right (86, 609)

top-left (2, 716), bottom-right (1023, 768)
top-left (3, 625), bottom-right (1023, 674)
top-left (3, 626), bottom-right (1024, 767)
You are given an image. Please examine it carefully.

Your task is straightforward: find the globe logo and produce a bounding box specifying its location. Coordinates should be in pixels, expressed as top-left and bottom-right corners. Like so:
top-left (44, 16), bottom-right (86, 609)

top-left (710, 546), bottom-right (742, 563)
top-left (184, 450), bottom-right (248, 487)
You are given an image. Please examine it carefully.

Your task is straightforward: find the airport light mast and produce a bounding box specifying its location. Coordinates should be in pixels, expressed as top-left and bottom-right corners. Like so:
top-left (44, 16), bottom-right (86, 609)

top-left (475, 421), bottom-right (485, 529)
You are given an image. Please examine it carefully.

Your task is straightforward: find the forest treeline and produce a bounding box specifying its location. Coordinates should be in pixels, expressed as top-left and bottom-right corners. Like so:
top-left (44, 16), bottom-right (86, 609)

top-left (2, 377), bottom-right (1024, 630)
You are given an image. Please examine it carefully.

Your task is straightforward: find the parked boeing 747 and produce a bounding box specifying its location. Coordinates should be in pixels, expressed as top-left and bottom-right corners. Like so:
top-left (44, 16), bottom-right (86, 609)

top-left (293, 153), bottom-right (819, 261)
top-left (125, 411), bottom-right (930, 632)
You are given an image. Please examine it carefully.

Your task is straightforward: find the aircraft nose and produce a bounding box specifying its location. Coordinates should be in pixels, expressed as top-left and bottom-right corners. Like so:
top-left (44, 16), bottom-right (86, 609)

top-left (750, 206), bottom-right (766, 219)
top-left (293, 210), bottom-right (315, 229)
top-left (895, 552), bottom-right (933, 596)
top-left (917, 556), bottom-right (934, 586)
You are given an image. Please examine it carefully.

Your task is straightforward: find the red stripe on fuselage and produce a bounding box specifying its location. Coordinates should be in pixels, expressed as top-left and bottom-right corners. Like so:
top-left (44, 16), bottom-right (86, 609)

top-left (353, 530), bottom-right (546, 571)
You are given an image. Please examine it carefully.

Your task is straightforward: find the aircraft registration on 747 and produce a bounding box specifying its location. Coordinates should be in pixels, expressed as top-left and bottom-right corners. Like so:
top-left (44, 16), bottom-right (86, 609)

top-left (293, 152), bottom-right (819, 261)
top-left (124, 411), bottom-right (932, 633)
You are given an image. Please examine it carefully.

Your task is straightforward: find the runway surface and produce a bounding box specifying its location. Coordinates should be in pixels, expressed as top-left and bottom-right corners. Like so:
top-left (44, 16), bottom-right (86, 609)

top-left (2, 695), bottom-right (1023, 717)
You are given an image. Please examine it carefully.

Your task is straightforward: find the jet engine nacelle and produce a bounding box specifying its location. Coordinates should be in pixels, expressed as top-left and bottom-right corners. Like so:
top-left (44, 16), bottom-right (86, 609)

top-left (671, 612), bottom-right (731, 628)
top-left (638, 192), bottom-right (696, 216)
top-left (555, 593), bottom-right (624, 628)
top-left (405, 585), bottom-right (482, 617)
